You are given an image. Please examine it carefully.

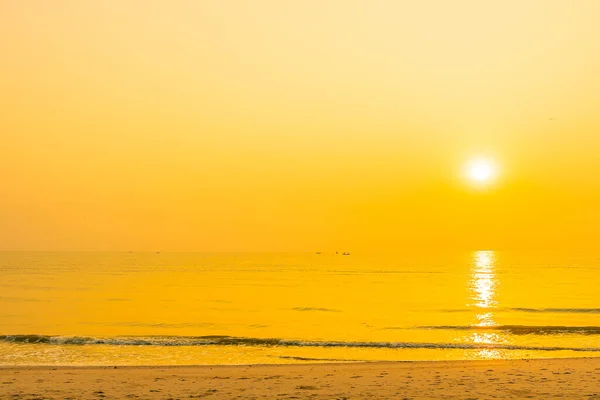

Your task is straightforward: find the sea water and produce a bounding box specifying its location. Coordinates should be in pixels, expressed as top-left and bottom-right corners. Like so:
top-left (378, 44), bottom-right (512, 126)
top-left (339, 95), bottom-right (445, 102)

top-left (1, 251), bottom-right (599, 365)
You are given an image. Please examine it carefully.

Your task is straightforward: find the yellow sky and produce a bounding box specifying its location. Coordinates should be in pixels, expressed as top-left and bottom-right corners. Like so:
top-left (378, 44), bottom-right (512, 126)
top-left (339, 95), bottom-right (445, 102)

top-left (2, 1), bottom-right (600, 251)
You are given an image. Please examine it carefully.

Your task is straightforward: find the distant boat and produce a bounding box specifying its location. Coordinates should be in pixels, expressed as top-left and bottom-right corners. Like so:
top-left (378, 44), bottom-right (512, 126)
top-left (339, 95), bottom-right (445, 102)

top-left (342, 252), bottom-right (350, 256)
top-left (316, 252), bottom-right (322, 255)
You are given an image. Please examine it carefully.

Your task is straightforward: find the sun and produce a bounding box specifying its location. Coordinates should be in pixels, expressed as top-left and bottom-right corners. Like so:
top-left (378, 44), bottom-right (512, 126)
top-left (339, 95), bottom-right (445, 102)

top-left (466, 157), bottom-right (497, 184)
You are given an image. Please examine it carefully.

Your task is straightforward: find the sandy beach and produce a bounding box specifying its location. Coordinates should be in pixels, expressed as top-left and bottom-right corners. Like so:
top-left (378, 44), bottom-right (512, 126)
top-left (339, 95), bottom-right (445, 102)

top-left (1, 358), bottom-right (599, 399)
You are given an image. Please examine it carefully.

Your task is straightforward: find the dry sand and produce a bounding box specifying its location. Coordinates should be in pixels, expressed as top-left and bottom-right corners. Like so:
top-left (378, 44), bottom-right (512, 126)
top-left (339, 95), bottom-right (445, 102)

top-left (1, 358), bottom-right (599, 399)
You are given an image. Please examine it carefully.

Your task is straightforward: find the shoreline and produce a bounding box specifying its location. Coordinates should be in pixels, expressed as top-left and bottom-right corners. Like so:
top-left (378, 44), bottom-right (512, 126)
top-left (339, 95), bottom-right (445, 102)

top-left (1, 355), bottom-right (599, 368)
top-left (2, 358), bottom-right (599, 399)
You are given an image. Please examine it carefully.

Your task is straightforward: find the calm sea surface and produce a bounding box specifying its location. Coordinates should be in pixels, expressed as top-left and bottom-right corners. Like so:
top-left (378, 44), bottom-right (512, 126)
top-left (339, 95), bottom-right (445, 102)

top-left (1, 251), bottom-right (599, 365)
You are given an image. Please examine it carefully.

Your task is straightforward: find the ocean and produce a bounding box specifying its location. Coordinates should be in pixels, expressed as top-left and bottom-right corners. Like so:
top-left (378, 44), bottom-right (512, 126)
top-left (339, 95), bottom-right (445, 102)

top-left (1, 251), bottom-right (599, 365)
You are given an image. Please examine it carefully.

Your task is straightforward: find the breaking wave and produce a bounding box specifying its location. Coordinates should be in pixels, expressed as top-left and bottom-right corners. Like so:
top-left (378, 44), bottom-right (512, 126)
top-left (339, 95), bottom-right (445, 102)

top-left (1, 335), bottom-right (599, 352)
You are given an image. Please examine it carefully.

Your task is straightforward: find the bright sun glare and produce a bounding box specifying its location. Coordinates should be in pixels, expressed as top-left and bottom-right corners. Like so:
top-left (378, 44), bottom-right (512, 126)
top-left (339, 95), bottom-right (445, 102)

top-left (466, 158), bottom-right (497, 184)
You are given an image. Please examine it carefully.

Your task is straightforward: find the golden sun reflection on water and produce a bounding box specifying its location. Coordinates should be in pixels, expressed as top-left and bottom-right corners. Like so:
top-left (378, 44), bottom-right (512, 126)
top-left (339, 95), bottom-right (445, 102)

top-left (471, 251), bottom-right (498, 311)
top-left (467, 251), bottom-right (507, 359)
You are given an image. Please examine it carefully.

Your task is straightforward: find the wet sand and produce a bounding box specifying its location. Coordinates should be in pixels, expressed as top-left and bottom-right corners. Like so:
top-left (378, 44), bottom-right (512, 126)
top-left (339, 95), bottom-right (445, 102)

top-left (1, 358), bottom-right (599, 399)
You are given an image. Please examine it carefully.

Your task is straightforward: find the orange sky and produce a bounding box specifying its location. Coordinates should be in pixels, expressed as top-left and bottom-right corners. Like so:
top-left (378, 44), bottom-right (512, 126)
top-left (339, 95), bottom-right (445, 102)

top-left (2, 1), bottom-right (600, 251)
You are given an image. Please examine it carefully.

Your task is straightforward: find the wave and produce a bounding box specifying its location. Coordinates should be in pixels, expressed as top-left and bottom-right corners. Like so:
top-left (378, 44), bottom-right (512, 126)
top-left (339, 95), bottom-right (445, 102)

top-left (1, 335), bottom-right (599, 352)
top-left (417, 325), bottom-right (600, 335)
top-left (443, 308), bottom-right (600, 314)
top-left (275, 356), bottom-right (366, 362)
top-left (507, 308), bottom-right (600, 314)
top-left (292, 307), bottom-right (341, 313)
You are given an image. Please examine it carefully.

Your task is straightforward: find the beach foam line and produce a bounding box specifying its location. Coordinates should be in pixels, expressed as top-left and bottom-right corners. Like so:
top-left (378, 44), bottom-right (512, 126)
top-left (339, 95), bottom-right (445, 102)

top-left (1, 335), bottom-right (599, 352)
